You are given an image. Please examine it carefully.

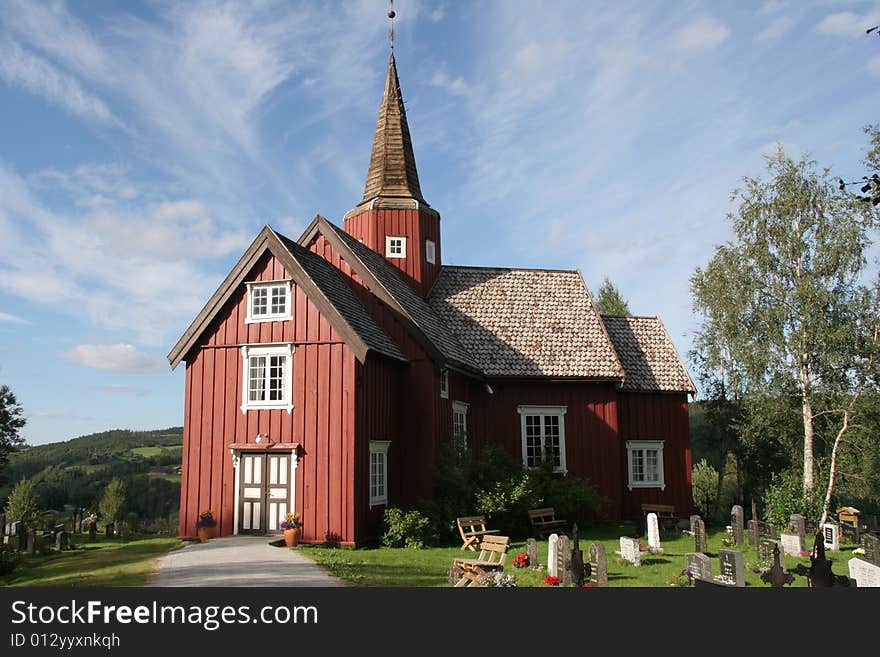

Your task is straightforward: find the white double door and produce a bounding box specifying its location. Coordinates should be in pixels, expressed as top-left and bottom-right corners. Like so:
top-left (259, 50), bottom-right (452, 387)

top-left (237, 452), bottom-right (292, 534)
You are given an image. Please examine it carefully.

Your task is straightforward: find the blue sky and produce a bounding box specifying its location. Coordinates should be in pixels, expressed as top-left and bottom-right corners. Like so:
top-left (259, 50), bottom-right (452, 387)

top-left (0, 0), bottom-right (878, 445)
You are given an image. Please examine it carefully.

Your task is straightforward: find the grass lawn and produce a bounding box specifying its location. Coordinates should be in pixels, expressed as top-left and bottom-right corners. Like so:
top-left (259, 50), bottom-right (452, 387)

top-left (0, 536), bottom-right (181, 587)
top-left (300, 523), bottom-right (861, 587)
top-left (129, 445), bottom-right (182, 458)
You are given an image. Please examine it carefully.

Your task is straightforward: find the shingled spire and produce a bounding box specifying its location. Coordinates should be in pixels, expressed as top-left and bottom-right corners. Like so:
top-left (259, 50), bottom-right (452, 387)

top-left (359, 53), bottom-right (427, 207)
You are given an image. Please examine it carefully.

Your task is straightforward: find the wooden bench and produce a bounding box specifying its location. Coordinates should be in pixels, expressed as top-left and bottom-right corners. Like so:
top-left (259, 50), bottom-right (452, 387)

top-left (528, 507), bottom-right (568, 539)
top-left (457, 515), bottom-right (500, 551)
top-left (452, 535), bottom-right (511, 587)
top-left (641, 504), bottom-right (677, 532)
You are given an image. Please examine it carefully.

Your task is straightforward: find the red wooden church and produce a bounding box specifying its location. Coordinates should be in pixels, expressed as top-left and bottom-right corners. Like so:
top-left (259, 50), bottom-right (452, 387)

top-left (168, 53), bottom-right (696, 544)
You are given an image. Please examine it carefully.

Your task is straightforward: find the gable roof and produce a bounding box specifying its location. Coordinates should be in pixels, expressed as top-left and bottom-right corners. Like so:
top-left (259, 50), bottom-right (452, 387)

top-left (299, 216), bottom-right (482, 374)
top-left (427, 266), bottom-right (625, 379)
top-left (601, 315), bottom-right (696, 394)
top-left (167, 225), bottom-right (407, 369)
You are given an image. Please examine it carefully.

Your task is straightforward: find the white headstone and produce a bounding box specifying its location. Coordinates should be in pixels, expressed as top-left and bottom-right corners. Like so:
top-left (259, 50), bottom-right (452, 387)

top-left (780, 532), bottom-right (804, 557)
top-left (547, 534), bottom-right (559, 577)
top-left (848, 557), bottom-right (880, 587)
top-left (822, 523), bottom-right (839, 551)
top-left (647, 513), bottom-right (662, 553)
top-left (619, 536), bottom-right (641, 566)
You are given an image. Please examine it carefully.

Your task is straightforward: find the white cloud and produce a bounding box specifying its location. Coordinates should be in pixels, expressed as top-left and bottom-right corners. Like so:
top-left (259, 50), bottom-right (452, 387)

top-left (816, 10), bottom-right (880, 36)
top-left (431, 71), bottom-right (470, 95)
top-left (759, 140), bottom-right (800, 158)
top-left (0, 311), bottom-right (30, 324)
top-left (547, 218), bottom-right (566, 246)
top-left (757, 15), bottom-right (797, 42)
top-left (60, 344), bottom-right (165, 373)
top-left (671, 19), bottom-right (730, 52)
top-left (0, 37), bottom-right (120, 126)
top-left (431, 6), bottom-right (445, 22)
top-left (869, 55), bottom-right (880, 76)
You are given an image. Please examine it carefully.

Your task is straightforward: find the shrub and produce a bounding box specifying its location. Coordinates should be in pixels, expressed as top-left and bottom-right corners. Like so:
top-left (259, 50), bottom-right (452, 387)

top-left (692, 459), bottom-right (719, 516)
top-left (98, 478), bottom-right (126, 527)
top-left (4, 479), bottom-right (41, 528)
top-left (381, 507), bottom-right (431, 549)
top-left (762, 471), bottom-right (822, 526)
top-left (0, 544), bottom-right (22, 576)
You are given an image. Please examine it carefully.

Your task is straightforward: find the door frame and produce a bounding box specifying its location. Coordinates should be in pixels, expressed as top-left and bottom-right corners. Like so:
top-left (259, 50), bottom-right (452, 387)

top-left (231, 448), bottom-right (298, 535)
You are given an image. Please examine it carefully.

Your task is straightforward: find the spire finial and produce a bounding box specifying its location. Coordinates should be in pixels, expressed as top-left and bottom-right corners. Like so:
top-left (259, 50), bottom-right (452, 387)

top-left (388, 1), bottom-right (395, 50)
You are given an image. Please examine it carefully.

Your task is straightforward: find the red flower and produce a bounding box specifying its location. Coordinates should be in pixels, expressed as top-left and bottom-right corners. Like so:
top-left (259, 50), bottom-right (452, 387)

top-left (544, 575), bottom-right (561, 586)
top-left (580, 584), bottom-right (594, 588)
top-left (513, 551), bottom-right (530, 568)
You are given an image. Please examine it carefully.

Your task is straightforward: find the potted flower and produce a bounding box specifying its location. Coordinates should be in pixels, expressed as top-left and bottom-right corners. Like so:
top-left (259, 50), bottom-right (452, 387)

top-left (512, 551), bottom-right (530, 568)
top-left (281, 512), bottom-right (301, 547)
top-left (196, 509), bottom-right (218, 542)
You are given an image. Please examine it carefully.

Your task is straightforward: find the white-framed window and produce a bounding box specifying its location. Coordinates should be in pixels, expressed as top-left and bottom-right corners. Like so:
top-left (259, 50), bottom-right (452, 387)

top-left (518, 405), bottom-right (567, 473)
top-left (385, 236), bottom-right (406, 259)
top-left (440, 368), bottom-right (449, 398)
top-left (452, 401), bottom-right (469, 449)
top-left (245, 280), bottom-right (292, 323)
top-left (626, 440), bottom-right (665, 490)
top-left (369, 440), bottom-right (391, 507)
top-left (425, 239), bottom-right (436, 264)
top-left (240, 344), bottom-right (295, 414)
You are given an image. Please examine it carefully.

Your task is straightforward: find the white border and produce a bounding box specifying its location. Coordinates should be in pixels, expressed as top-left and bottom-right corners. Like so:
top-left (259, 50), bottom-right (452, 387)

top-left (625, 440), bottom-right (666, 491)
top-left (369, 440), bottom-right (391, 508)
top-left (245, 280), bottom-right (292, 324)
top-left (517, 405), bottom-right (567, 474)
top-left (240, 343), bottom-right (295, 414)
top-left (425, 239), bottom-right (436, 264)
top-left (385, 236), bottom-right (406, 259)
top-left (231, 448), bottom-right (298, 535)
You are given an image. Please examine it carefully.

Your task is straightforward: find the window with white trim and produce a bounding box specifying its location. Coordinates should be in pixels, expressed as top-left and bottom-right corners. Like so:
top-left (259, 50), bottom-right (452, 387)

top-left (246, 280), bottom-right (292, 323)
top-left (385, 236), bottom-right (406, 259)
top-left (518, 405), bottom-right (567, 473)
top-left (452, 401), bottom-right (468, 449)
top-left (240, 344), bottom-right (295, 413)
top-left (440, 369), bottom-right (449, 399)
top-left (369, 441), bottom-right (390, 507)
top-left (626, 440), bottom-right (665, 490)
top-left (425, 239), bottom-right (436, 264)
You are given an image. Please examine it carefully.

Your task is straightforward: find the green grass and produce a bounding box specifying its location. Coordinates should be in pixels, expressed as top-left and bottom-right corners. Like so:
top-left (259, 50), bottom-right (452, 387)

top-left (0, 536), bottom-right (181, 587)
top-left (300, 524), bottom-right (861, 587)
top-left (129, 445), bottom-right (182, 458)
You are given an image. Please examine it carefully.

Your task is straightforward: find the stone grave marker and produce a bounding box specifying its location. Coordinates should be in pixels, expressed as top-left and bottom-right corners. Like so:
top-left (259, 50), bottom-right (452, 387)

top-left (761, 543), bottom-right (794, 587)
top-left (647, 513), bottom-right (662, 553)
top-left (822, 523), bottom-right (839, 551)
top-left (758, 538), bottom-right (784, 566)
top-left (790, 514), bottom-right (805, 540)
top-left (619, 536), bottom-right (641, 566)
top-left (88, 521), bottom-right (97, 543)
top-left (848, 557), bottom-right (880, 587)
top-left (0, 514), bottom-right (4, 537)
top-left (780, 532), bottom-right (804, 557)
top-left (861, 534), bottom-right (879, 566)
top-left (748, 519), bottom-right (758, 546)
top-left (55, 531), bottom-right (70, 551)
top-left (27, 529), bottom-right (36, 557)
top-left (685, 552), bottom-right (712, 581)
top-left (690, 515), bottom-right (707, 553)
top-left (558, 535), bottom-right (572, 585)
top-left (105, 522), bottom-right (115, 539)
top-left (807, 532), bottom-right (835, 587)
top-left (717, 549), bottom-right (746, 587)
top-left (589, 542), bottom-right (608, 587)
top-left (570, 524), bottom-right (585, 587)
top-left (527, 538), bottom-right (538, 568)
top-left (547, 534), bottom-right (559, 578)
top-left (731, 505), bottom-right (744, 545)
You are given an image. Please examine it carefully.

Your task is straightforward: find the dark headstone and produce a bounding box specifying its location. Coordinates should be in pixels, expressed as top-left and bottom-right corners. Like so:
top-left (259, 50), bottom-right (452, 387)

top-left (88, 521), bottom-right (97, 543)
top-left (65, 533), bottom-right (75, 550)
top-left (570, 524), bottom-right (585, 587)
top-left (589, 542), bottom-right (608, 587)
top-left (751, 499), bottom-right (758, 523)
top-left (761, 544), bottom-right (794, 587)
top-left (718, 549), bottom-right (746, 587)
top-left (690, 515), bottom-right (707, 553)
top-left (748, 519), bottom-right (758, 547)
top-left (527, 538), bottom-right (538, 567)
top-left (840, 522), bottom-right (860, 544)
top-left (861, 534), bottom-right (880, 566)
top-left (758, 538), bottom-right (783, 566)
top-left (685, 552), bottom-right (712, 581)
top-left (558, 535), bottom-right (571, 586)
top-left (731, 505), bottom-right (744, 545)
top-left (790, 514), bottom-right (806, 541)
top-left (27, 529), bottom-right (36, 557)
top-left (55, 531), bottom-right (69, 551)
top-left (105, 522), bottom-right (115, 539)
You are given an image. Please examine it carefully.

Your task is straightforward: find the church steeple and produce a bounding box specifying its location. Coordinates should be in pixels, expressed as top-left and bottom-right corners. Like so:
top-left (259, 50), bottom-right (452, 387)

top-left (358, 53), bottom-right (427, 208)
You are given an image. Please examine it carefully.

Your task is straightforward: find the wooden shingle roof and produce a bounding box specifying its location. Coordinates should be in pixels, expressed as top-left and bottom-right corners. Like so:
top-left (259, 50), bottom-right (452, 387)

top-left (601, 315), bottom-right (696, 394)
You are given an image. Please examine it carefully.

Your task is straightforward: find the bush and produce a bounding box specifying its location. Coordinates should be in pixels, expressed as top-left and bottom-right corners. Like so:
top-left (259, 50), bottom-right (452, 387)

top-left (762, 471), bottom-right (822, 526)
top-left (0, 544), bottom-right (22, 576)
top-left (381, 507), bottom-right (431, 549)
top-left (98, 478), bottom-right (127, 528)
top-left (692, 459), bottom-right (719, 516)
top-left (4, 479), bottom-right (41, 528)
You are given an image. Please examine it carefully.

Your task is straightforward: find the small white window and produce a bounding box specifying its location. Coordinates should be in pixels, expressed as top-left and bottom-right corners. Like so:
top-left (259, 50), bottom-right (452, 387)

top-left (385, 236), bottom-right (406, 259)
top-left (452, 401), bottom-right (468, 450)
top-left (440, 369), bottom-right (449, 398)
top-left (240, 344), bottom-right (294, 414)
top-left (425, 240), bottom-right (436, 265)
top-left (369, 441), bottom-right (391, 507)
top-left (246, 281), bottom-right (292, 323)
top-left (626, 440), bottom-right (665, 490)
top-left (518, 405), bottom-right (567, 473)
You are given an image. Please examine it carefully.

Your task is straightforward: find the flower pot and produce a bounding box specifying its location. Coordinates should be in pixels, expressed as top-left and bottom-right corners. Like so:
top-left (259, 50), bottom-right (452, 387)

top-left (284, 527), bottom-right (301, 547)
top-left (197, 525), bottom-right (217, 543)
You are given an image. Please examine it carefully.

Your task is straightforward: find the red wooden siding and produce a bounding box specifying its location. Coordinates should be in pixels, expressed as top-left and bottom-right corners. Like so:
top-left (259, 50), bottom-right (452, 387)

top-left (616, 392), bottom-right (693, 519)
top-left (179, 252), bottom-right (357, 545)
top-left (344, 208), bottom-right (441, 295)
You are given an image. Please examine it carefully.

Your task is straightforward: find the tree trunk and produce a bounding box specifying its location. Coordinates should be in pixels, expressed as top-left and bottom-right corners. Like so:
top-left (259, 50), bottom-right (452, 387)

top-left (819, 412), bottom-right (849, 526)
top-left (800, 379), bottom-right (814, 494)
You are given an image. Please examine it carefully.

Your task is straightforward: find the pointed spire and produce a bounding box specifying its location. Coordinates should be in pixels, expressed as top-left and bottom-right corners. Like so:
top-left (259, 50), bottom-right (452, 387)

top-left (359, 53), bottom-right (427, 207)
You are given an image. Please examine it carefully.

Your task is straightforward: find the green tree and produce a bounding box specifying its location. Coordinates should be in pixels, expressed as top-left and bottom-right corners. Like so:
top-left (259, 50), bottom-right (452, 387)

top-left (692, 459), bottom-right (719, 517)
top-left (0, 384), bottom-right (27, 482)
top-left (596, 277), bottom-right (631, 315)
top-left (691, 145), bottom-right (880, 524)
top-left (98, 478), bottom-right (127, 527)
top-left (4, 478), bottom-right (41, 528)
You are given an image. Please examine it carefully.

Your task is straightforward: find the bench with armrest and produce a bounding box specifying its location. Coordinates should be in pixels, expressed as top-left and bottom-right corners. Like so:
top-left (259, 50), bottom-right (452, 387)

top-left (456, 515), bottom-right (500, 552)
top-left (452, 535), bottom-right (511, 587)
top-left (528, 507), bottom-right (568, 538)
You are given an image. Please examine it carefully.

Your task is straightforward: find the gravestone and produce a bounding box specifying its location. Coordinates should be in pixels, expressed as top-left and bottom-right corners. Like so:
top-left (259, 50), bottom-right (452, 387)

top-left (558, 535), bottom-right (572, 585)
top-left (27, 529), bottom-right (36, 557)
top-left (717, 549), bottom-right (746, 587)
top-left (748, 519), bottom-right (758, 546)
top-left (647, 513), bottom-right (662, 553)
top-left (619, 537), bottom-right (641, 566)
top-left (685, 552), bottom-right (712, 581)
top-left (690, 515), bottom-right (707, 553)
top-left (547, 534), bottom-right (559, 578)
top-left (88, 521), bottom-right (97, 543)
top-left (589, 542), bottom-right (608, 587)
top-left (105, 522), bottom-right (115, 539)
top-left (758, 538), bottom-right (784, 566)
top-left (55, 531), bottom-right (70, 551)
top-left (731, 505), bottom-right (744, 545)
top-left (840, 522), bottom-right (860, 544)
top-left (527, 538), bottom-right (538, 568)
top-left (0, 514), bottom-right (4, 537)
top-left (761, 543), bottom-right (794, 587)
top-left (822, 523), bottom-right (839, 551)
top-left (570, 524), bottom-right (585, 587)
top-left (861, 534), bottom-right (880, 566)
top-left (790, 514), bottom-right (806, 541)
top-left (780, 532), bottom-right (804, 557)
top-left (848, 557), bottom-right (880, 587)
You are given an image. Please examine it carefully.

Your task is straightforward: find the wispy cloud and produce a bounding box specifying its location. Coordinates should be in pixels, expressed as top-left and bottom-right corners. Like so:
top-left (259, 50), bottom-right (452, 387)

top-left (431, 70), bottom-right (469, 95)
top-left (869, 55), bottom-right (880, 77)
top-left (0, 311), bottom-right (30, 325)
top-left (757, 15), bottom-right (798, 43)
top-left (816, 10), bottom-right (880, 36)
top-left (671, 18), bottom-right (730, 52)
top-left (60, 344), bottom-right (165, 373)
